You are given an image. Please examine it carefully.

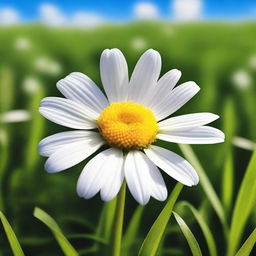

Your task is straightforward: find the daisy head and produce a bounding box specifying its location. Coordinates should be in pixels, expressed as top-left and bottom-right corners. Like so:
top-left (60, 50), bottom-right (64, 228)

top-left (38, 48), bottom-right (224, 205)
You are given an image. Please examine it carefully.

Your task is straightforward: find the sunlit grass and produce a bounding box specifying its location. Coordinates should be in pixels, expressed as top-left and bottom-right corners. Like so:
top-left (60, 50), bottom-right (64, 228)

top-left (0, 22), bottom-right (256, 255)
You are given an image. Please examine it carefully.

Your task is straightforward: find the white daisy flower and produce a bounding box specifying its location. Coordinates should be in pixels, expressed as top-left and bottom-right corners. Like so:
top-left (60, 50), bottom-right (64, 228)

top-left (14, 37), bottom-right (31, 51)
top-left (0, 110), bottom-right (31, 123)
top-left (248, 55), bottom-right (256, 70)
top-left (23, 76), bottom-right (41, 94)
top-left (131, 37), bottom-right (147, 51)
top-left (231, 69), bottom-right (251, 91)
top-left (35, 56), bottom-right (62, 76)
top-left (38, 49), bottom-right (224, 205)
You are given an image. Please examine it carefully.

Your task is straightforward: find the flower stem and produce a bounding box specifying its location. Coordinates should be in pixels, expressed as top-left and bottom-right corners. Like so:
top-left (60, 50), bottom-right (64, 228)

top-left (110, 181), bottom-right (126, 256)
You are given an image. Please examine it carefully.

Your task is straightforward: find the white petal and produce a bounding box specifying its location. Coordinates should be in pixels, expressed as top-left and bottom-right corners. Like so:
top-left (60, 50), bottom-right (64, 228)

top-left (157, 126), bottom-right (225, 144)
top-left (124, 151), bottom-right (167, 204)
top-left (158, 113), bottom-right (219, 131)
top-left (144, 145), bottom-right (199, 186)
top-left (144, 156), bottom-right (167, 201)
top-left (151, 81), bottom-right (200, 121)
top-left (44, 136), bottom-right (104, 173)
top-left (57, 72), bottom-right (108, 115)
top-left (100, 150), bottom-right (124, 201)
top-left (157, 69), bottom-right (182, 91)
top-left (77, 148), bottom-right (124, 200)
top-left (100, 49), bottom-right (129, 102)
top-left (38, 131), bottom-right (101, 157)
top-left (39, 97), bottom-right (96, 129)
top-left (129, 49), bottom-right (161, 104)
top-left (147, 69), bottom-right (181, 109)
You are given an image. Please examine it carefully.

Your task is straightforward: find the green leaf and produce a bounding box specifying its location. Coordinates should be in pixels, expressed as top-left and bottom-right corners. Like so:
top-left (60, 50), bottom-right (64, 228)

top-left (122, 205), bottom-right (144, 256)
top-left (228, 151), bottom-right (256, 256)
top-left (138, 183), bottom-right (183, 256)
top-left (177, 202), bottom-right (217, 256)
top-left (179, 144), bottom-right (228, 235)
top-left (33, 207), bottom-right (78, 256)
top-left (235, 228), bottom-right (256, 256)
top-left (0, 211), bottom-right (24, 256)
top-left (173, 212), bottom-right (202, 256)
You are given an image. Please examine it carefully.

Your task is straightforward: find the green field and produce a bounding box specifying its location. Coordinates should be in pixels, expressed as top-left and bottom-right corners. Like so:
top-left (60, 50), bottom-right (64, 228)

top-left (0, 22), bottom-right (256, 256)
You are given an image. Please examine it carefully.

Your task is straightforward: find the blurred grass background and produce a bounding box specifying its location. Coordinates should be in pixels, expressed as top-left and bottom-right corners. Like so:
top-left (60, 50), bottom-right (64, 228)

top-left (0, 22), bottom-right (256, 255)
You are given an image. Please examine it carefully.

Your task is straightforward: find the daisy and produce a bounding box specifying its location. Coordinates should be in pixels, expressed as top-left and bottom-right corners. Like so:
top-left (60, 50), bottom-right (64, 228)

top-left (38, 48), bottom-right (224, 205)
top-left (231, 69), bottom-right (251, 91)
top-left (14, 37), bottom-right (31, 51)
top-left (34, 56), bottom-right (62, 76)
top-left (0, 110), bottom-right (31, 123)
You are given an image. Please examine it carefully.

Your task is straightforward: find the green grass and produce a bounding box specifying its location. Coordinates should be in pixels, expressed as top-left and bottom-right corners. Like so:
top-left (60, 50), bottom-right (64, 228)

top-left (0, 22), bottom-right (256, 255)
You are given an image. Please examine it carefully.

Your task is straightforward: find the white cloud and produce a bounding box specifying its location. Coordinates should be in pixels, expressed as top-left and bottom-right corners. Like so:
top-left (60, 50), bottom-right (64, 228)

top-left (134, 2), bottom-right (158, 20)
top-left (72, 12), bottom-right (104, 28)
top-left (39, 3), bottom-right (66, 26)
top-left (172, 0), bottom-right (202, 21)
top-left (39, 3), bottom-right (104, 28)
top-left (0, 8), bottom-right (20, 25)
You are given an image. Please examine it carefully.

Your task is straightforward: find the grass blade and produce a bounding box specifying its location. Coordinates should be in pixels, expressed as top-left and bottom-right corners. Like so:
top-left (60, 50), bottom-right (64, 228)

top-left (67, 233), bottom-right (107, 244)
top-left (33, 207), bottom-right (78, 256)
top-left (0, 211), bottom-right (24, 256)
top-left (24, 78), bottom-right (45, 172)
top-left (179, 144), bottom-right (227, 234)
top-left (138, 183), bottom-right (183, 256)
top-left (122, 205), bottom-right (144, 256)
top-left (228, 151), bottom-right (256, 256)
top-left (92, 198), bottom-right (117, 255)
top-left (96, 197), bottom-right (117, 241)
top-left (0, 129), bottom-right (9, 210)
top-left (221, 152), bottom-right (234, 216)
top-left (235, 228), bottom-right (256, 256)
top-left (0, 66), bottom-right (14, 112)
top-left (173, 212), bottom-right (202, 256)
top-left (177, 202), bottom-right (217, 256)
top-left (222, 97), bottom-right (236, 145)
top-left (220, 98), bottom-right (235, 217)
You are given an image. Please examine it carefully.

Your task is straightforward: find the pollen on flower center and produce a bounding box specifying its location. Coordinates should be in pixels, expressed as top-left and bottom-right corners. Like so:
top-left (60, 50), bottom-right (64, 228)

top-left (97, 101), bottom-right (158, 149)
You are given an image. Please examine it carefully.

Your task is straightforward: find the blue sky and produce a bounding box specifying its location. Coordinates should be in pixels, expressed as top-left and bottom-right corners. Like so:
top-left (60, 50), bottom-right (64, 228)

top-left (0, 0), bottom-right (256, 23)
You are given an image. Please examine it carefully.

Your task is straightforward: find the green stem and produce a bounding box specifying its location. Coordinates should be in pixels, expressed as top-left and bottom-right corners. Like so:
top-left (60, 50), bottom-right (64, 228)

top-left (110, 182), bottom-right (126, 256)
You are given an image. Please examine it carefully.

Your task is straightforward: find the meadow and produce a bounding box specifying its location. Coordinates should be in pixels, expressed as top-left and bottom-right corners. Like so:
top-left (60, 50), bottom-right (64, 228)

top-left (0, 22), bottom-right (256, 255)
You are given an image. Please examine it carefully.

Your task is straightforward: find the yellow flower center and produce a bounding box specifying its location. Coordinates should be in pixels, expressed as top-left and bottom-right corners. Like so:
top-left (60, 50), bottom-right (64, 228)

top-left (97, 102), bottom-right (158, 149)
